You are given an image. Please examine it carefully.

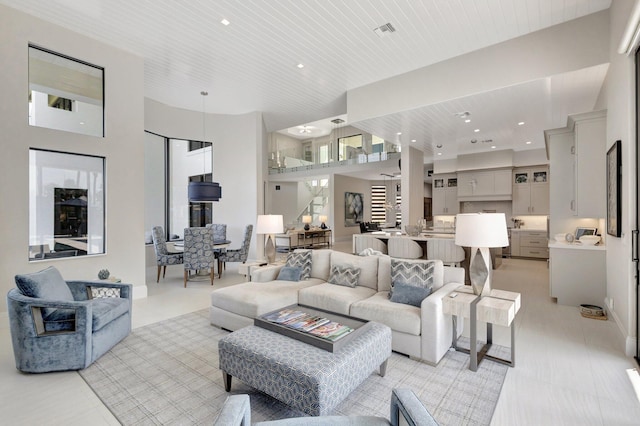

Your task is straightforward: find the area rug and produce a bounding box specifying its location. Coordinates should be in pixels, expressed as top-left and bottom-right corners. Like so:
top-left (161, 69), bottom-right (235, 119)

top-left (79, 310), bottom-right (508, 425)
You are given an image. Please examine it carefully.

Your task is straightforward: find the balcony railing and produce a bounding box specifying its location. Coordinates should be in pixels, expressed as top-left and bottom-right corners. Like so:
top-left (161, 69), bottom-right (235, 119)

top-left (268, 151), bottom-right (401, 175)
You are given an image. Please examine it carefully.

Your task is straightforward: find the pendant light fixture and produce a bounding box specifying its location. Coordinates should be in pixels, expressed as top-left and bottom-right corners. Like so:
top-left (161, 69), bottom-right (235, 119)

top-left (188, 91), bottom-right (222, 202)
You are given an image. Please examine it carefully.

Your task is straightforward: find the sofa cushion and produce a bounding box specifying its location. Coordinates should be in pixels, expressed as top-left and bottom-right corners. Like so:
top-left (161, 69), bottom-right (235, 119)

top-left (277, 266), bottom-right (302, 282)
top-left (377, 255), bottom-right (392, 292)
top-left (310, 249), bottom-right (332, 280)
top-left (298, 283), bottom-right (376, 315)
top-left (389, 281), bottom-right (432, 307)
top-left (328, 265), bottom-right (360, 288)
top-left (212, 279), bottom-right (321, 318)
top-left (330, 251), bottom-right (379, 290)
top-left (287, 250), bottom-right (312, 279)
top-left (350, 292), bottom-right (421, 336)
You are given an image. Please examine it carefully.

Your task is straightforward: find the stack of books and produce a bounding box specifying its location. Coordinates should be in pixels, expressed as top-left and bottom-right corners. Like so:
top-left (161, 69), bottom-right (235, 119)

top-left (262, 308), bottom-right (354, 341)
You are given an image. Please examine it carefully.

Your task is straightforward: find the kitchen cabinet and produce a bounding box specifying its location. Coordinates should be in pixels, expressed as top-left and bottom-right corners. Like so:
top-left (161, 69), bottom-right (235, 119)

top-left (432, 174), bottom-right (459, 215)
top-left (512, 166), bottom-right (549, 215)
top-left (457, 169), bottom-right (512, 201)
top-left (549, 242), bottom-right (605, 306)
top-left (511, 230), bottom-right (548, 259)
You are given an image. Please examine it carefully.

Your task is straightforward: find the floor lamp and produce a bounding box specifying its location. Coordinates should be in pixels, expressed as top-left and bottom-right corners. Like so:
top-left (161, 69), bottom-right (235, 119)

top-left (256, 215), bottom-right (283, 264)
top-left (454, 213), bottom-right (509, 297)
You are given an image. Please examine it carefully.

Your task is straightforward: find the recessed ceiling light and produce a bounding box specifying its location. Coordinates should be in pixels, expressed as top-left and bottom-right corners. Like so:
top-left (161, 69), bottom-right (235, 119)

top-left (491, 146), bottom-right (496, 149)
top-left (297, 63), bottom-right (304, 69)
top-left (474, 129), bottom-right (480, 133)
top-left (411, 139), bottom-right (416, 143)
top-left (437, 152), bottom-right (442, 156)
top-left (518, 121), bottom-right (525, 126)
top-left (525, 141), bottom-right (532, 145)
top-left (397, 132), bottom-right (402, 135)
top-left (79, 121), bottom-right (85, 125)
top-left (221, 18), bottom-right (230, 26)
top-left (464, 119), bottom-right (471, 123)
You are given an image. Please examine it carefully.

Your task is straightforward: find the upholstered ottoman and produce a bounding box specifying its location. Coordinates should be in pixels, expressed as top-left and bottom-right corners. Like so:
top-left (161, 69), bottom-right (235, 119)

top-left (218, 322), bottom-right (392, 416)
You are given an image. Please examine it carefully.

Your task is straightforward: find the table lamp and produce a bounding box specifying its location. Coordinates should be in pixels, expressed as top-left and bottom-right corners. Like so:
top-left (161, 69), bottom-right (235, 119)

top-left (302, 215), bottom-right (312, 231)
top-left (319, 215), bottom-right (328, 229)
top-left (454, 213), bottom-right (508, 296)
top-left (256, 214), bottom-right (284, 264)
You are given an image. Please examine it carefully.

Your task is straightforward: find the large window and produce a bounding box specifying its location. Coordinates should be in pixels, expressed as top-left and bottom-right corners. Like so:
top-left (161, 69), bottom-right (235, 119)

top-left (28, 45), bottom-right (104, 137)
top-left (29, 149), bottom-right (105, 260)
top-left (338, 134), bottom-right (363, 161)
top-left (371, 185), bottom-right (386, 223)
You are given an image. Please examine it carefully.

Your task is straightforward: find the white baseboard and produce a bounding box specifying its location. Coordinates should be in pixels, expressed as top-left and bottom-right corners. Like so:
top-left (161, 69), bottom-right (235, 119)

top-left (608, 306), bottom-right (636, 357)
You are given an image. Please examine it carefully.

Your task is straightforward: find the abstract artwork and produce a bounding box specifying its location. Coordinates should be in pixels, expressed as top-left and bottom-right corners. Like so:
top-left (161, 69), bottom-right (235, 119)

top-left (344, 192), bottom-right (363, 227)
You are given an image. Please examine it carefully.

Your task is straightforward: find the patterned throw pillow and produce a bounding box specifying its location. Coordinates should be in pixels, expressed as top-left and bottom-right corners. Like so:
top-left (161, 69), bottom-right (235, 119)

top-left (389, 259), bottom-right (435, 298)
top-left (90, 287), bottom-right (121, 298)
top-left (328, 265), bottom-right (361, 288)
top-left (286, 250), bottom-right (312, 280)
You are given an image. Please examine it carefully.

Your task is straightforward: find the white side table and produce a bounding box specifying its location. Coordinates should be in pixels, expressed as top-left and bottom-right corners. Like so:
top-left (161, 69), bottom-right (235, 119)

top-left (443, 285), bottom-right (521, 371)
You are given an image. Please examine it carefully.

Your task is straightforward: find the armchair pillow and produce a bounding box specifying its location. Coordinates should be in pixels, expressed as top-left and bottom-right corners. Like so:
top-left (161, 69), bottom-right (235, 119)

top-left (389, 281), bottom-right (433, 307)
top-left (286, 250), bottom-right (312, 280)
top-left (15, 266), bottom-right (73, 315)
top-left (328, 265), bottom-right (361, 288)
top-left (276, 266), bottom-right (302, 282)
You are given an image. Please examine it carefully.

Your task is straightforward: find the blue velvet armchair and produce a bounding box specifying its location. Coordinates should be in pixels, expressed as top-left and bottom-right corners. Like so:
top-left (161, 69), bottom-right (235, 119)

top-left (214, 388), bottom-right (439, 426)
top-left (7, 266), bottom-right (132, 373)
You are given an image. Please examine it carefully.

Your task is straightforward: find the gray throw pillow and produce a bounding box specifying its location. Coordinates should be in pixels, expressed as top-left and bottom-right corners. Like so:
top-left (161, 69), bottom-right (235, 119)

top-left (390, 281), bottom-right (432, 307)
top-left (276, 266), bottom-right (302, 282)
top-left (286, 250), bottom-right (312, 279)
top-left (328, 265), bottom-right (361, 288)
top-left (389, 259), bottom-right (435, 298)
top-left (15, 266), bottom-right (73, 301)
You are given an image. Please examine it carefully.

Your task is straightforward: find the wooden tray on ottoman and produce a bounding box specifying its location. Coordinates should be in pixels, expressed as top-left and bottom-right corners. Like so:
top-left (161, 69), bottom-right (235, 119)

top-left (254, 304), bottom-right (371, 352)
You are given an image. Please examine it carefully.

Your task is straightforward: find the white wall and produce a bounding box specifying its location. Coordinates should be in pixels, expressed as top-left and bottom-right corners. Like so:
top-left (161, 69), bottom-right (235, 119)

top-left (603, 0), bottom-right (637, 355)
top-left (267, 181), bottom-right (299, 226)
top-left (144, 132), bottom-right (165, 243)
top-left (144, 99), bottom-right (264, 262)
top-left (0, 4), bottom-right (147, 308)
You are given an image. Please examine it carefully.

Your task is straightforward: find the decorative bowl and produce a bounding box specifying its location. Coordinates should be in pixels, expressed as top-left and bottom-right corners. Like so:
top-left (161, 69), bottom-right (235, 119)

top-left (579, 235), bottom-right (600, 245)
top-left (554, 233), bottom-right (567, 242)
top-left (404, 225), bottom-right (422, 236)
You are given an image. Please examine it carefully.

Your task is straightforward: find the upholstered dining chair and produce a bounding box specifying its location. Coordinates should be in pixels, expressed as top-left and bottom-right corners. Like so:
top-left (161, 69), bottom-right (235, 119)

top-left (151, 226), bottom-right (184, 283)
top-left (388, 237), bottom-right (424, 259)
top-left (217, 224), bottom-right (253, 278)
top-left (207, 223), bottom-right (227, 241)
top-left (183, 227), bottom-right (216, 287)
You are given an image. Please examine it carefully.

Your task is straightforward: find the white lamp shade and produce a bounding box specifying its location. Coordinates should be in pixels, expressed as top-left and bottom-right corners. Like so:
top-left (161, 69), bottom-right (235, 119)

top-left (319, 215), bottom-right (328, 223)
top-left (256, 214), bottom-right (284, 235)
top-left (302, 215), bottom-right (312, 224)
top-left (455, 213), bottom-right (509, 247)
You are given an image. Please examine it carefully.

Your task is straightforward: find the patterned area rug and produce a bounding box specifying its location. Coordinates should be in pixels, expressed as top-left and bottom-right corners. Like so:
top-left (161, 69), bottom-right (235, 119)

top-left (79, 310), bottom-right (508, 425)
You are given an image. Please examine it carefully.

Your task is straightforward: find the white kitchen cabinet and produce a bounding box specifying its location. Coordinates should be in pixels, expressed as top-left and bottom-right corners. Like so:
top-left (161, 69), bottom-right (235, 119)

top-left (511, 230), bottom-right (548, 259)
top-left (432, 174), bottom-right (459, 215)
top-left (549, 243), bottom-right (606, 306)
top-left (512, 166), bottom-right (549, 215)
top-left (457, 168), bottom-right (512, 201)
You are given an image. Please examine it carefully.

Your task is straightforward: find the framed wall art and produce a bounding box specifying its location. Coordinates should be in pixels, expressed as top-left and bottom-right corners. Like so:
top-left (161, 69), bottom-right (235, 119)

top-left (344, 192), bottom-right (363, 227)
top-left (606, 140), bottom-right (621, 237)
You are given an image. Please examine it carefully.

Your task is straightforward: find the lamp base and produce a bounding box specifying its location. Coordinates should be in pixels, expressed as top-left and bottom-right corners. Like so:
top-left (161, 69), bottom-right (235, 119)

top-left (265, 235), bottom-right (276, 264)
top-left (320, 223), bottom-right (327, 229)
top-left (469, 247), bottom-right (491, 296)
top-left (304, 224), bottom-right (310, 231)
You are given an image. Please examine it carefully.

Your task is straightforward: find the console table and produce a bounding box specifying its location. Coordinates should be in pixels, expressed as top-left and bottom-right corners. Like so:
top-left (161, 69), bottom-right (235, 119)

top-left (275, 229), bottom-right (331, 251)
top-left (442, 286), bottom-right (521, 371)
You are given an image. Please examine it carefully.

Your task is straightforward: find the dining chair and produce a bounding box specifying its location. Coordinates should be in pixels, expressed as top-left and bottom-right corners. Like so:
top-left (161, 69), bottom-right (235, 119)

top-left (427, 239), bottom-right (465, 267)
top-left (388, 237), bottom-right (423, 259)
top-left (183, 227), bottom-right (216, 287)
top-left (151, 226), bottom-right (184, 283)
top-left (206, 223), bottom-right (227, 241)
top-left (217, 224), bottom-right (253, 278)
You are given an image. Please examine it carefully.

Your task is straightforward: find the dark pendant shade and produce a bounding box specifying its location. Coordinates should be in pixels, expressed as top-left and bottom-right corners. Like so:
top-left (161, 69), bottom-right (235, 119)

top-left (188, 181), bottom-right (222, 202)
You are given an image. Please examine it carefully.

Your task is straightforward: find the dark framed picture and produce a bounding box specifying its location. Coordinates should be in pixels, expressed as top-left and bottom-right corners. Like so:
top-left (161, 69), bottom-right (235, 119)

top-left (606, 140), bottom-right (622, 237)
top-left (344, 192), bottom-right (363, 227)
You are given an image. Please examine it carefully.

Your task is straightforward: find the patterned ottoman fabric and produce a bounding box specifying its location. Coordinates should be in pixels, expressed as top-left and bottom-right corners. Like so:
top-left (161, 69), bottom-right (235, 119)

top-left (218, 323), bottom-right (392, 416)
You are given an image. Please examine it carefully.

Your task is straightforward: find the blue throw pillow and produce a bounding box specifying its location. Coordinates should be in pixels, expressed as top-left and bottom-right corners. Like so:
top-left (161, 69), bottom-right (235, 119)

top-left (328, 265), bottom-right (361, 288)
top-left (277, 266), bottom-right (302, 282)
top-left (389, 281), bottom-right (432, 307)
top-left (15, 266), bottom-right (73, 301)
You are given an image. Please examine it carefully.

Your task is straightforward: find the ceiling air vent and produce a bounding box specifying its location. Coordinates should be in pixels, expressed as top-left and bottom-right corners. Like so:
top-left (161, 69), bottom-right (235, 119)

top-left (330, 118), bottom-right (345, 124)
top-left (374, 23), bottom-right (396, 37)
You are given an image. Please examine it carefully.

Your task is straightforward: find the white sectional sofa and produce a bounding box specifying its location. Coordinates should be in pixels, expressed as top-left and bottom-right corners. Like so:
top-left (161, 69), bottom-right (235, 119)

top-left (210, 249), bottom-right (465, 365)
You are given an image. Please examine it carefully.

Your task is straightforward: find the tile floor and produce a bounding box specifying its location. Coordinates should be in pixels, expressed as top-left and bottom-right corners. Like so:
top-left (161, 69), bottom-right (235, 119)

top-left (1, 244), bottom-right (639, 425)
